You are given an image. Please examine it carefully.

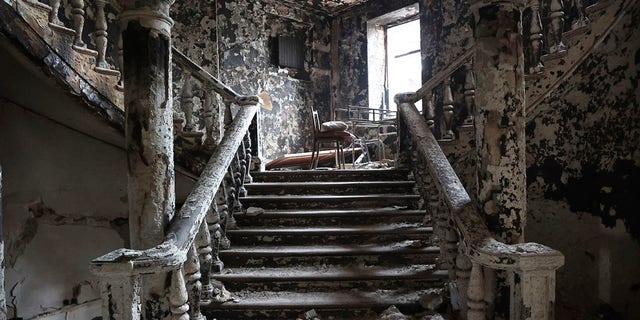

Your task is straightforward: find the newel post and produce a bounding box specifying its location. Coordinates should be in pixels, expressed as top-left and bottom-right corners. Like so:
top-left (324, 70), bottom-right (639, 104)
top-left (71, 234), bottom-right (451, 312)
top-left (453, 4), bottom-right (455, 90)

top-left (119, 0), bottom-right (176, 317)
top-left (471, 0), bottom-right (527, 244)
top-left (509, 255), bottom-right (564, 320)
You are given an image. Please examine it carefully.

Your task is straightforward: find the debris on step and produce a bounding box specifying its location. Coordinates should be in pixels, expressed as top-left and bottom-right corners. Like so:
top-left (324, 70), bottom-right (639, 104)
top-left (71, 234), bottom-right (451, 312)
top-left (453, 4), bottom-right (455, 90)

top-left (297, 309), bottom-right (321, 320)
top-left (246, 206), bottom-right (265, 217)
top-left (377, 305), bottom-right (410, 320)
top-left (419, 289), bottom-right (444, 311)
top-left (211, 279), bottom-right (236, 303)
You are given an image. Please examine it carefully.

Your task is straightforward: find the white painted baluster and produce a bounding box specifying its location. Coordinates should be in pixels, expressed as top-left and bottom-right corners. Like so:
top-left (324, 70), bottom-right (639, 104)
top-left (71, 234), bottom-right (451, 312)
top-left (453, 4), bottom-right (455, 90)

top-left (529, 0), bottom-right (544, 74)
top-left (202, 86), bottom-right (216, 146)
top-left (483, 268), bottom-right (496, 318)
top-left (444, 225), bottom-right (459, 281)
top-left (181, 71), bottom-right (195, 132)
top-left (442, 78), bottom-right (455, 140)
top-left (70, 0), bottom-right (86, 49)
top-left (185, 245), bottom-right (205, 320)
top-left (463, 62), bottom-right (476, 125)
top-left (48, 0), bottom-right (62, 25)
top-left (548, 0), bottom-right (567, 54)
top-left (196, 219), bottom-right (214, 305)
top-left (467, 262), bottom-right (486, 320)
top-left (456, 253), bottom-right (472, 318)
top-left (425, 91), bottom-right (436, 132)
top-left (169, 267), bottom-right (190, 320)
top-left (94, 0), bottom-right (109, 69)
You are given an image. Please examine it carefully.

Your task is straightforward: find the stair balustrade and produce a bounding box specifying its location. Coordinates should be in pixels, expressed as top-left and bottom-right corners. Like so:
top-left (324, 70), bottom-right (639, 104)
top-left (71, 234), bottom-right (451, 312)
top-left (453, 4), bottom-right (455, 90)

top-left (90, 65), bottom-right (261, 319)
top-left (395, 93), bottom-right (565, 319)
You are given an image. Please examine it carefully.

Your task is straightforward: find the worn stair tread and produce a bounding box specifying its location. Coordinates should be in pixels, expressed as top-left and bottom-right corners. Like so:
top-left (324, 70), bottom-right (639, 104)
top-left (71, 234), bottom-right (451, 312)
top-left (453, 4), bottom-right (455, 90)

top-left (246, 181), bottom-right (414, 187)
top-left (215, 289), bottom-right (439, 310)
top-left (251, 169), bottom-right (410, 182)
top-left (217, 264), bottom-right (447, 282)
top-left (220, 242), bottom-right (439, 257)
top-left (236, 208), bottom-right (425, 218)
top-left (227, 224), bottom-right (433, 235)
top-left (241, 194), bottom-right (420, 200)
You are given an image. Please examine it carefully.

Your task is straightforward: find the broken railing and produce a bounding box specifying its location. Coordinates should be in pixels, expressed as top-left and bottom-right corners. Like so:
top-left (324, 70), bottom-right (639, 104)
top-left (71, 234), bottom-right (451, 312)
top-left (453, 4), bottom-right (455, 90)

top-left (90, 82), bottom-right (260, 320)
top-left (395, 93), bottom-right (564, 320)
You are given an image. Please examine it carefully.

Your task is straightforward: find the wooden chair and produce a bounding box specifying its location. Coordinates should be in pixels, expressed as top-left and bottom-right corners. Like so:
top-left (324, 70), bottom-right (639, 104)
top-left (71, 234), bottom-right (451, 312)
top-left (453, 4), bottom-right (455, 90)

top-left (310, 110), bottom-right (352, 169)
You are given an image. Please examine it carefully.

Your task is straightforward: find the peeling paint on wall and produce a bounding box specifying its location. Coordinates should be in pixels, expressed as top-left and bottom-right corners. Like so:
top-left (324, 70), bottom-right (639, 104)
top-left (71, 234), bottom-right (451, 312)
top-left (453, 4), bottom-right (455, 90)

top-left (526, 1), bottom-right (640, 240)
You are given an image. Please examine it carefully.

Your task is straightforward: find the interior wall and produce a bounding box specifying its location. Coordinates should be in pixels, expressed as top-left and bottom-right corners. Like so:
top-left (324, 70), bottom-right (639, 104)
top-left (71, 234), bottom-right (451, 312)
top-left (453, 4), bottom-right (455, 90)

top-left (331, 0), bottom-right (416, 111)
top-left (525, 2), bottom-right (640, 318)
top-left (172, 0), bottom-right (333, 161)
top-left (427, 1), bottom-right (640, 317)
top-left (0, 99), bottom-right (126, 319)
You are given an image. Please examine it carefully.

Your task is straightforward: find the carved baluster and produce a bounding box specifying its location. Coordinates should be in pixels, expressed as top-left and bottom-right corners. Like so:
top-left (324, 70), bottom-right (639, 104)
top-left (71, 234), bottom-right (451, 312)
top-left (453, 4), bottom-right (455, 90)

top-left (425, 91), bottom-right (436, 133)
top-left (442, 78), bottom-right (455, 140)
top-left (529, 0), bottom-right (544, 74)
top-left (548, 0), bottom-right (567, 54)
top-left (70, 0), bottom-right (86, 49)
top-left (444, 224), bottom-right (459, 280)
top-left (181, 71), bottom-right (195, 132)
top-left (456, 253), bottom-right (472, 318)
top-left (237, 142), bottom-right (248, 197)
top-left (185, 244), bottom-right (205, 320)
top-left (208, 194), bottom-right (226, 273)
top-left (243, 130), bottom-right (253, 184)
top-left (196, 219), bottom-right (214, 305)
top-left (463, 62), bottom-right (476, 125)
top-left (94, 0), bottom-right (109, 69)
top-left (49, 0), bottom-right (62, 25)
top-left (117, 33), bottom-right (124, 87)
top-left (571, 0), bottom-right (589, 30)
top-left (467, 262), bottom-right (485, 320)
top-left (169, 268), bottom-right (189, 320)
top-left (202, 86), bottom-right (216, 147)
top-left (483, 268), bottom-right (496, 318)
top-left (233, 157), bottom-right (243, 212)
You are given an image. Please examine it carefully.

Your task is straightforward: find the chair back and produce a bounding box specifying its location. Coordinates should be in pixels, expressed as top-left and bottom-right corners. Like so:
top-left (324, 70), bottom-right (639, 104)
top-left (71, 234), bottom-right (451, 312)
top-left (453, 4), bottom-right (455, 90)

top-left (311, 110), bottom-right (321, 134)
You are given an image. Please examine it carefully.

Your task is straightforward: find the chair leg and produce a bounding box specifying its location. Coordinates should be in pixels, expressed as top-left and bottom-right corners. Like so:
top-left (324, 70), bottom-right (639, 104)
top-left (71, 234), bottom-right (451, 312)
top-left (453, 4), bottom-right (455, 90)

top-left (310, 140), bottom-right (318, 169)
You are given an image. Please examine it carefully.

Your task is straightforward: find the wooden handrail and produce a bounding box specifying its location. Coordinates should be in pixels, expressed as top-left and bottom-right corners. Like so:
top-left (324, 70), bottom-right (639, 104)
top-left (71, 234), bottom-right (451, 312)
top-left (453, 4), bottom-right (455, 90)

top-left (91, 103), bottom-right (260, 275)
top-left (413, 47), bottom-right (475, 103)
top-left (396, 95), bottom-right (564, 271)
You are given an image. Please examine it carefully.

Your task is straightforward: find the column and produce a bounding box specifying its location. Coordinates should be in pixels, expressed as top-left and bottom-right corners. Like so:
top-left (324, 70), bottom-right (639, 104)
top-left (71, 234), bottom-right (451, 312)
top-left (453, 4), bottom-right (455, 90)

top-left (120, 1), bottom-right (175, 318)
top-left (472, 0), bottom-right (527, 244)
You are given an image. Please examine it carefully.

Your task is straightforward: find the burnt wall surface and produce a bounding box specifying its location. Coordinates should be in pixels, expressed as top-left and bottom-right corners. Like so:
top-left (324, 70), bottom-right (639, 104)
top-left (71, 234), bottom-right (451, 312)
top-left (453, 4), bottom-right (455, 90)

top-left (332, 0), bottom-right (416, 111)
top-left (525, 3), bottom-right (640, 318)
top-left (172, 0), bottom-right (333, 161)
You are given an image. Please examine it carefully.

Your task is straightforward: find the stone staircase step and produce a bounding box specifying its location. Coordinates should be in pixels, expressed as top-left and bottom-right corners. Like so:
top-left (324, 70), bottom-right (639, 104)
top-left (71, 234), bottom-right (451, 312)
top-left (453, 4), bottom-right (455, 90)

top-left (207, 289), bottom-right (442, 319)
top-left (245, 180), bottom-right (415, 195)
top-left (251, 169), bottom-right (409, 182)
top-left (240, 194), bottom-right (421, 210)
top-left (235, 208), bottom-right (427, 226)
top-left (226, 224), bottom-right (432, 245)
top-left (216, 264), bottom-right (447, 291)
top-left (219, 243), bottom-right (439, 268)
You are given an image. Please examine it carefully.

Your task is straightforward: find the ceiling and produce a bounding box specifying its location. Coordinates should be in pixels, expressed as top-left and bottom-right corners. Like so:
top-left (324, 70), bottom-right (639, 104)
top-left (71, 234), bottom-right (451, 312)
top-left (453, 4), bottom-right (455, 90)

top-left (278, 0), bottom-right (374, 14)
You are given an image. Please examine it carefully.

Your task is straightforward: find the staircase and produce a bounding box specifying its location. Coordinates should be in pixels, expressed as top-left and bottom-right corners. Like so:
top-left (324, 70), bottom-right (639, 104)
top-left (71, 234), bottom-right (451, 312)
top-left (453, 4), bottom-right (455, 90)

top-left (205, 169), bottom-right (448, 319)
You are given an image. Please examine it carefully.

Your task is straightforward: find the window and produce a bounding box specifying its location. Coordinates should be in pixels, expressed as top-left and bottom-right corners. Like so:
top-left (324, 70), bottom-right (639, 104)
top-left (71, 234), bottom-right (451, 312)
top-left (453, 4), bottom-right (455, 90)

top-left (367, 4), bottom-right (422, 114)
top-left (386, 19), bottom-right (421, 113)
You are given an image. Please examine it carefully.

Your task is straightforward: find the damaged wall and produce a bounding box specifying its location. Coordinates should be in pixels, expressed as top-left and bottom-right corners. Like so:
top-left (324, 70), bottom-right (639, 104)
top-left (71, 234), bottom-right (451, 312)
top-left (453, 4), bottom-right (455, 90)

top-left (525, 2), bottom-right (640, 318)
top-left (0, 98), bottom-right (126, 319)
top-left (331, 0), bottom-right (416, 111)
top-left (172, 0), bottom-right (333, 161)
